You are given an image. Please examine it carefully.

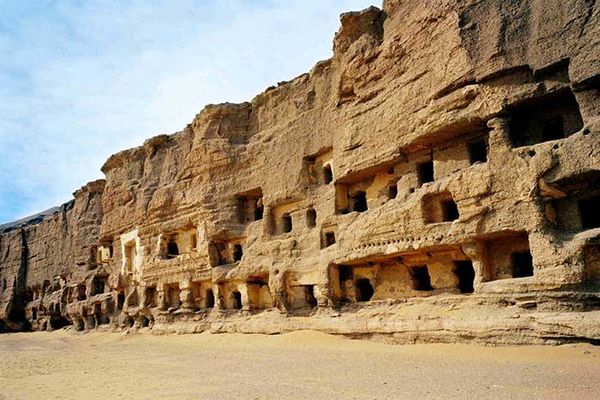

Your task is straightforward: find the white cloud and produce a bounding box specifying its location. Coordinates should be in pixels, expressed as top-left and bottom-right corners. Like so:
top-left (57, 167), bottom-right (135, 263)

top-left (0, 0), bottom-right (377, 222)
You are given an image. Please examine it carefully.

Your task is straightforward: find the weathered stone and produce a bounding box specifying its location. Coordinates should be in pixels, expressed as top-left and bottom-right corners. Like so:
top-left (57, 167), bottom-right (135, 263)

top-left (1, 0), bottom-right (599, 344)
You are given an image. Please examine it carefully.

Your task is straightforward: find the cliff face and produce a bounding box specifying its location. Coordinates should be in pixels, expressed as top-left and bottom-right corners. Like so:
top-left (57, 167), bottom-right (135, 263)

top-left (1, 0), bottom-right (599, 343)
top-left (0, 181), bottom-right (104, 331)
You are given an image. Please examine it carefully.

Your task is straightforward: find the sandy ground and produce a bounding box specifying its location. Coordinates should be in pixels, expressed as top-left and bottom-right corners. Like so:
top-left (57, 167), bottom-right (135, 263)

top-left (0, 330), bottom-right (599, 400)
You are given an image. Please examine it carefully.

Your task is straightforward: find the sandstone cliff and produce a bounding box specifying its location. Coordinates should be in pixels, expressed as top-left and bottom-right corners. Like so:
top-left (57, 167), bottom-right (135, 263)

top-left (1, 0), bottom-right (599, 344)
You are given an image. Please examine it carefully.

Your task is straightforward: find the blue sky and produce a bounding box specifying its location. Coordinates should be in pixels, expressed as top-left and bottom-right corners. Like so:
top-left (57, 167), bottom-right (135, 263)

top-left (0, 0), bottom-right (375, 223)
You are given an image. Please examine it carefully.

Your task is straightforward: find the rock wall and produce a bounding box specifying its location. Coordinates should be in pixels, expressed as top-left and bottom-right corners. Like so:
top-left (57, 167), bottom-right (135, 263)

top-left (1, 0), bottom-right (599, 343)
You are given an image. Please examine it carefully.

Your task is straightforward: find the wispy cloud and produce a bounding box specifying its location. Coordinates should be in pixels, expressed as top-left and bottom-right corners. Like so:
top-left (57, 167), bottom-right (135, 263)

top-left (0, 0), bottom-right (376, 223)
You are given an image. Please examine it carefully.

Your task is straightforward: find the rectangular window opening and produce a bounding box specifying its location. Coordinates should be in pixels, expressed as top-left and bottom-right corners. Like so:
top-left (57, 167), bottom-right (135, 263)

top-left (511, 250), bottom-right (534, 278)
top-left (417, 161), bottom-right (434, 186)
top-left (468, 140), bottom-right (488, 164)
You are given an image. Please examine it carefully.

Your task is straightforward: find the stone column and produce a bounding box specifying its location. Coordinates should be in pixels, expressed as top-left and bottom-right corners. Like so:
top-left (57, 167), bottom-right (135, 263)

top-left (157, 287), bottom-right (167, 311)
top-left (461, 241), bottom-right (489, 290)
top-left (315, 267), bottom-right (332, 307)
top-left (179, 280), bottom-right (195, 311)
top-left (240, 283), bottom-right (251, 311)
top-left (487, 117), bottom-right (511, 158)
top-left (215, 284), bottom-right (225, 311)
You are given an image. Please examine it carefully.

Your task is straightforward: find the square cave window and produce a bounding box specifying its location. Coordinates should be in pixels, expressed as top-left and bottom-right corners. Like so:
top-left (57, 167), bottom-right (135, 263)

top-left (231, 290), bottom-right (243, 310)
top-left (322, 231), bottom-right (336, 248)
top-left (350, 191), bottom-right (368, 212)
top-left (144, 287), bottom-right (157, 308)
top-left (233, 244), bottom-right (243, 262)
top-left (511, 250), bottom-right (534, 278)
top-left (323, 164), bottom-right (333, 184)
top-left (237, 190), bottom-right (263, 223)
top-left (76, 284), bottom-right (87, 301)
top-left (304, 285), bottom-right (318, 308)
top-left (408, 266), bottom-right (433, 291)
top-left (454, 261), bottom-right (475, 293)
top-left (468, 139), bottom-right (488, 164)
top-left (579, 197), bottom-right (600, 230)
top-left (281, 213), bottom-right (293, 233)
top-left (91, 276), bottom-right (106, 296)
top-left (423, 192), bottom-right (459, 224)
top-left (417, 161), bottom-right (434, 186)
top-left (508, 90), bottom-right (584, 147)
top-left (166, 239), bottom-right (179, 259)
top-left (441, 199), bottom-right (460, 222)
top-left (306, 208), bottom-right (317, 228)
top-left (338, 265), bottom-right (353, 282)
top-left (542, 115), bottom-right (565, 142)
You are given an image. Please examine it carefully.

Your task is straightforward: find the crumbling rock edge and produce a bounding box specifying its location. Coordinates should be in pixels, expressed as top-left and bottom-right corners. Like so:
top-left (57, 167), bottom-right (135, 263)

top-left (1, 0), bottom-right (599, 345)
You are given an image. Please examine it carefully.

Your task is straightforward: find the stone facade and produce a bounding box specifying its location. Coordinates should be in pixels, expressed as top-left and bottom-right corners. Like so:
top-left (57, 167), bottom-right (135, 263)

top-left (1, 0), bottom-right (599, 344)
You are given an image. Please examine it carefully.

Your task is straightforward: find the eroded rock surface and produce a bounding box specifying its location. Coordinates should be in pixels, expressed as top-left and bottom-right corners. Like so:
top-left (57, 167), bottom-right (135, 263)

top-left (1, 0), bottom-right (599, 344)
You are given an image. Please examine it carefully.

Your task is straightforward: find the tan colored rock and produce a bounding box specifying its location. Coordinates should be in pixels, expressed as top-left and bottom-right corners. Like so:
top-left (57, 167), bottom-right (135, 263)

top-left (1, 0), bottom-right (599, 343)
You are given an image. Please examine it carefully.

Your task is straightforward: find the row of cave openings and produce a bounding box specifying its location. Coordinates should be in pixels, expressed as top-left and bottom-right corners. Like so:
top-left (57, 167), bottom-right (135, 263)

top-left (123, 234), bottom-right (539, 315)
top-left (26, 276), bottom-right (107, 305)
top-left (88, 86), bottom-right (595, 276)
top-left (129, 278), bottom-right (317, 313)
top-left (26, 274), bottom-right (110, 330)
top-left (334, 234), bottom-right (537, 304)
top-left (30, 238), bottom-right (600, 330)
top-left (233, 86), bottom-right (596, 237)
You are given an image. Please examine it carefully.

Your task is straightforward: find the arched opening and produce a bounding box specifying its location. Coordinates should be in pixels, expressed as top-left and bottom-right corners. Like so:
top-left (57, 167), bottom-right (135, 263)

top-left (31, 308), bottom-right (37, 320)
top-left (232, 290), bottom-right (242, 310)
top-left (141, 317), bottom-right (150, 328)
top-left (50, 315), bottom-right (70, 330)
top-left (205, 289), bottom-right (215, 308)
top-left (355, 279), bottom-right (374, 301)
top-left (167, 240), bottom-right (179, 259)
top-left (117, 291), bottom-right (125, 311)
top-left (323, 164), bottom-right (333, 184)
top-left (454, 261), bottom-right (475, 293)
top-left (233, 244), bottom-right (243, 262)
top-left (74, 319), bottom-right (84, 331)
top-left (388, 184), bottom-right (398, 200)
top-left (306, 208), bottom-right (317, 228)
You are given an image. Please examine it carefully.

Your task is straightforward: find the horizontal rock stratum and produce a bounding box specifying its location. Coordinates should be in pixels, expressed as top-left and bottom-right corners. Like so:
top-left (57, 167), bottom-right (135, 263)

top-left (1, 0), bottom-right (599, 344)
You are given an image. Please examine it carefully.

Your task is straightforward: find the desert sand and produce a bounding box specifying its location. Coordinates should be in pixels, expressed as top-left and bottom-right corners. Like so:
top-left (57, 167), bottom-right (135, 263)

top-left (0, 330), bottom-right (599, 400)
